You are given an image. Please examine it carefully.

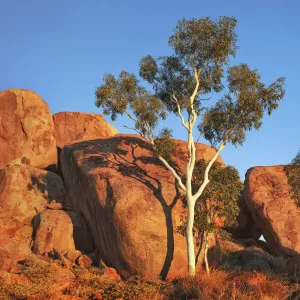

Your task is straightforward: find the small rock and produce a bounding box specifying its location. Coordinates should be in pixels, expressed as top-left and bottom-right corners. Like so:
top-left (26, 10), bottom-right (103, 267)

top-left (76, 255), bottom-right (92, 268)
top-left (103, 267), bottom-right (121, 280)
top-left (65, 250), bottom-right (82, 264)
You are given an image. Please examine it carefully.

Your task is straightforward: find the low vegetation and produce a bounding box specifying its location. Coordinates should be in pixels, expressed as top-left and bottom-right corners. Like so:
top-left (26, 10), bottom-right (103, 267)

top-left (0, 253), bottom-right (300, 300)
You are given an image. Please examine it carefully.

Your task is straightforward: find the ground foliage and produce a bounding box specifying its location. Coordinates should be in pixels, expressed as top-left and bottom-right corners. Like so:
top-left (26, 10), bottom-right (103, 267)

top-left (0, 259), bottom-right (299, 300)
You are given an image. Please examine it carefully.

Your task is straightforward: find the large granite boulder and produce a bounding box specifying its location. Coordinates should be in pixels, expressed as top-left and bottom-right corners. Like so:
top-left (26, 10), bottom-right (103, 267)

top-left (61, 134), bottom-right (223, 279)
top-left (244, 165), bottom-right (300, 256)
top-left (53, 112), bottom-right (118, 148)
top-left (0, 89), bottom-right (57, 170)
top-left (0, 162), bottom-right (69, 270)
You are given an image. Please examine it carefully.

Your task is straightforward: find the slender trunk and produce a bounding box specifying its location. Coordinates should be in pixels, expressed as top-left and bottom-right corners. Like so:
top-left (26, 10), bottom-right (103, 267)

top-left (186, 125), bottom-right (196, 276)
top-left (204, 231), bottom-right (210, 274)
top-left (186, 194), bottom-right (196, 276)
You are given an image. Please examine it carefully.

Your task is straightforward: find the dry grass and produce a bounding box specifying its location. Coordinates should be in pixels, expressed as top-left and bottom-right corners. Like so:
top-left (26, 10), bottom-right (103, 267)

top-left (0, 256), bottom-right (75, 299)
top-left (64, 267), bottom-right (168, 300)
top-left (169, 269), bottom-right (293, 300)
top-left (0, 254), bottom-right (299, 299)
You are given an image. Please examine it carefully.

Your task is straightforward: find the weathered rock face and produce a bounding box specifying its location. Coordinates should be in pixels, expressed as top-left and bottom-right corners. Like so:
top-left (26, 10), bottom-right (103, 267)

top-left (53, 112), bottom-right (118, 148)
top-left (0, 89), bottom-right (57, 170)
top-left (0, 162), bottom-right (68, 224)
top-left (61, 134), bottom-right (223, 279)
top-left (32, 209), bottom-right (94, 255)
top-left (226, 193), bottom-right (261, 240)
top-left (0, 220), bottom-right (32, 272)
top-left (32, 210), bottom-right (76, 255)
top-left (0, 162), bottom-right (69, 270)
top-left (244, 165), bottom-right (300, 257)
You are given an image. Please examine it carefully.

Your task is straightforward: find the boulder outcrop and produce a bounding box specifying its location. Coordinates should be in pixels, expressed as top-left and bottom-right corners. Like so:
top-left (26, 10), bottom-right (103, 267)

top-left (0, 89), bottom-right (57, 170)
top-left (32, 210), bottom-right (76, 255)
top-left (53, 112), bottom-right (118, 148)
top-left (244, 165), bottom-right (300, 256)
top-left (61, 134), bottom-right (223, 279)
top-left (0, 162), bottom-right (68, 224)
top-left (32, 209), bottom-right (94, 255)
top-left (0, 220), bottom-right (32, 272)
top-left (0, 162), bottom-right (69, 270)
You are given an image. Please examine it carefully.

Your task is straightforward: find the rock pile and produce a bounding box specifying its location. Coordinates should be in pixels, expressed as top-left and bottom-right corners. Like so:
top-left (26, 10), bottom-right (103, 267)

top-left (1, 87), bottom-right (299, 287)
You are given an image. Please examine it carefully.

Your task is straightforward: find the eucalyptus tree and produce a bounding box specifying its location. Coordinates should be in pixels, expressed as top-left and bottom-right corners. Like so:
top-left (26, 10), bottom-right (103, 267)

top-left (95, 17), bottom-right (285, 276)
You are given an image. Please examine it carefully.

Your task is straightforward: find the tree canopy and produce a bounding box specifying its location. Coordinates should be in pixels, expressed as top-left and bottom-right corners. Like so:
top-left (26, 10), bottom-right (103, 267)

top-left (95, 16), bottom-right (285, 151)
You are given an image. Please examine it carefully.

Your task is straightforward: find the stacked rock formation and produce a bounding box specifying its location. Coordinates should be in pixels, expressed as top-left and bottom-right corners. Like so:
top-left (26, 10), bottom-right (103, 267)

top-left (1, 87), bottom-right (299, 283)
top-left (0, 88), bottom-right (224, 280)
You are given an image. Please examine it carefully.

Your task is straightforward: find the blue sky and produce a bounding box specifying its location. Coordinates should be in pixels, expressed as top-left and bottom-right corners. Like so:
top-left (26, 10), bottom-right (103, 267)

top-left (1, 0), bottom-right (299, 179)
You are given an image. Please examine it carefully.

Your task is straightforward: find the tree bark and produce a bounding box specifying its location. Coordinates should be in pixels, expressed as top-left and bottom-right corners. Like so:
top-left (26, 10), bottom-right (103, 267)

top-left (186, 196), bottom-right (196, 275)
top-left (186, 127), bottom-right (196, 276)
top-left (204, 231), bottom-right (210, 274)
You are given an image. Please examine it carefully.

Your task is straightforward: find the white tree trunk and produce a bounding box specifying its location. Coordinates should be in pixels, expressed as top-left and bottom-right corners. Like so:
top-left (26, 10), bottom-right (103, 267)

top-left (186, 195), bottom-right (196, 276)
top-left (186, 127), bottom-right (196, 276)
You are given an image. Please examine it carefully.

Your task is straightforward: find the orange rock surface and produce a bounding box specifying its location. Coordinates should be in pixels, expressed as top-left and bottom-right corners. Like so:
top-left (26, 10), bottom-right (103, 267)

top-left (0, 162), bottom-right (68, 270)
top-left (53, 112), bottom-right (118, 148)
top-left (244, 165), bottom-right (300, 256)
top-left (61, 134), bottom-right (223, 279)
top-left (0, 89), bottom-right (57, 170)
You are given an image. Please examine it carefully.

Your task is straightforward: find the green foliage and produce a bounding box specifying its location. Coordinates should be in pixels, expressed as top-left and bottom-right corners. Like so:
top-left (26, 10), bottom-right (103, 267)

top-left (192, 159), bottom-right (242, 233)
top-left (193, 160), bottom-right (241, 243)
top-left (200, 65), bottom-right (285, 147)
top-left (95, 71), bottom-right (166, 136)
top-left (177, 160), bottom-right (242, 241)
top-left (95, 16), bottom-right (285, 152)
top-left (285, 150), bottom-right (300, 206)
top-left (138, 17), bottom-right (238, 116)
top-left (153, 128), bottom-right (176, 160)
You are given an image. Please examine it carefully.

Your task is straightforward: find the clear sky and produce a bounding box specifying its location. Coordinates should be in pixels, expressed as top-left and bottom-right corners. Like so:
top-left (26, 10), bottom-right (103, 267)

top-left (1, 0), bottom-right (299, 179)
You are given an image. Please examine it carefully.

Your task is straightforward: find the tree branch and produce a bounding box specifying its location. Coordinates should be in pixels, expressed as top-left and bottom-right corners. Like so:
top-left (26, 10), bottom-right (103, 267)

top-left (172, 94), bottom-right (189, 130)
top-left (157, 155), bottom-right (187, 193)
top-left (123, 125), bottom-right (143, 136)
top-left (193, 142), bottom-right (225, 202)
top-left (143, 124), bottom-right (186, 193)
top-left (124, 109), bottom-right (138, 122)
top-left (189, 67), bottom-right (200, 127)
